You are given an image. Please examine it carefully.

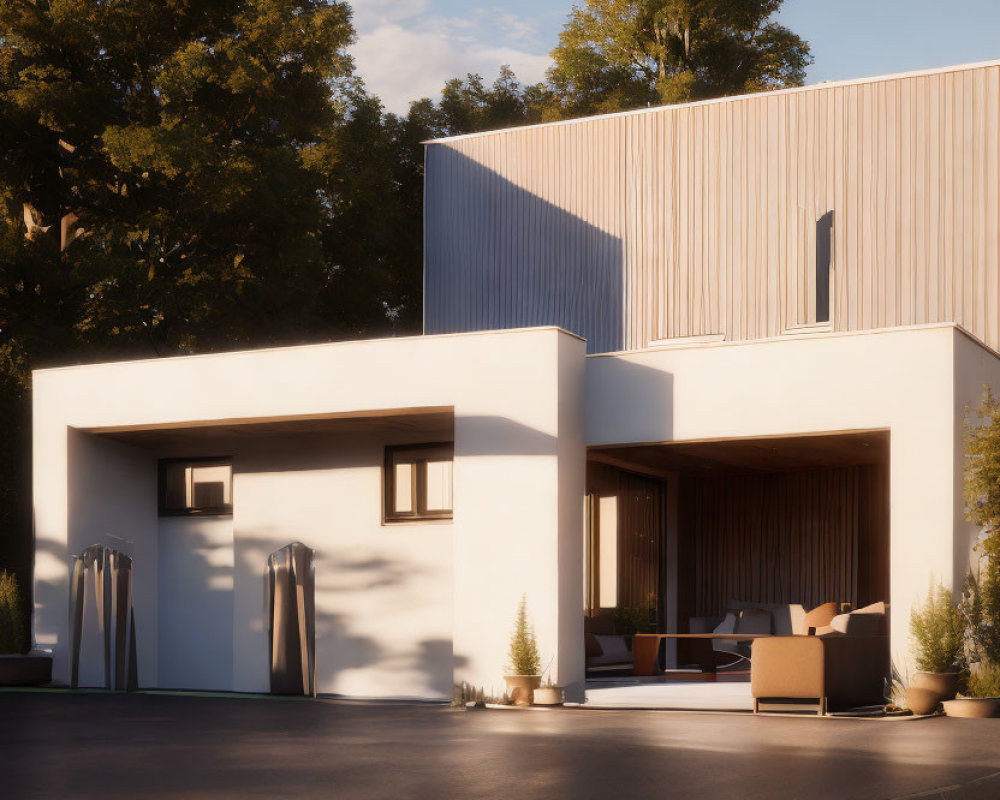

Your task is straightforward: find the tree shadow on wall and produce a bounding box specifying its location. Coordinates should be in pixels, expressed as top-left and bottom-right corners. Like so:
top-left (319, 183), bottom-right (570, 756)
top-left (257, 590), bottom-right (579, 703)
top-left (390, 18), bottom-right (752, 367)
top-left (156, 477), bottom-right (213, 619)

top-left (424, 146), bottom-right (624, 354)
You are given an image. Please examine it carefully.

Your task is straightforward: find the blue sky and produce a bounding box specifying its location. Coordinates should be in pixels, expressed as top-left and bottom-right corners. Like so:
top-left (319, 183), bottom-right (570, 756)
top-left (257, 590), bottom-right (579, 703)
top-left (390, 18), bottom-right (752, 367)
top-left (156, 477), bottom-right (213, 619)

top-left (350, 0), bottom-right (1000, 114)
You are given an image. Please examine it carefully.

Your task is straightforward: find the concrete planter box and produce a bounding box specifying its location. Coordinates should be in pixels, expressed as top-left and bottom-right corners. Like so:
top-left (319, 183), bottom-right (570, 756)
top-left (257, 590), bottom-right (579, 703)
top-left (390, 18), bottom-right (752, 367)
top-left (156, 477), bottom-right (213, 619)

top-left (532, 686), bottom-right (565, 706)
top-left (942, 698), bottom-right (1000, 718)
top-left (0, 651), bottom-right (53, 687)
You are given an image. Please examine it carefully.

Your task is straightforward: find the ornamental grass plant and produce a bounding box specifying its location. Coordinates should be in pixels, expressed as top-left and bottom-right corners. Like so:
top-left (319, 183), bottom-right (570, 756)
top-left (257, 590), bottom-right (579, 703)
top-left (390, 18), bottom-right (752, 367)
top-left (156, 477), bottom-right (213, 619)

top-left (910, 582), bottom-right (965, 673)
top-left (0, 571), bottom-right (28, 655)
top-left (966, 661), bottom-right (1000, 698)
top-left (507, 595), bottom-right (541, 676)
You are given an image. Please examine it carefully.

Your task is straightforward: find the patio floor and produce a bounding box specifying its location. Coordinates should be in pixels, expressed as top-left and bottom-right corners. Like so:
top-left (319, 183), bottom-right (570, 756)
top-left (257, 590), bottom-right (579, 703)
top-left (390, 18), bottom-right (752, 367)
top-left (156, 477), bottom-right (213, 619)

top-left (585, 676), bottom-right (754, 711)
top-left (3, 690), bottom-right (1000, 799)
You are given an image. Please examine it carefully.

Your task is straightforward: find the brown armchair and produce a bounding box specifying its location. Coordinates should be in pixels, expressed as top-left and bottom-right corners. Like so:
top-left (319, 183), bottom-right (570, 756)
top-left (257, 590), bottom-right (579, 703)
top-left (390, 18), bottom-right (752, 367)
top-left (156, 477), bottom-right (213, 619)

top-left (751, 634), bottom-right (889, 714)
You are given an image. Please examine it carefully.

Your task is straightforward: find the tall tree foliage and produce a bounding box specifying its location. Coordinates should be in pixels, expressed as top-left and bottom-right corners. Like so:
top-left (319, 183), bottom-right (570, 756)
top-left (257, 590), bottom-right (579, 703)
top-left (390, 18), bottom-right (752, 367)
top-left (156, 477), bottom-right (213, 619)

top-left (549, 0), bottom-right (810, 115)
top-left (963, 389), bottom-right (1000, 665)
top-left (548, 0), bottom-right (810, 116)
top-left (408, 1), bottom-right (810, 135)
top-left (0, 0), bottom-right (366, 360)
top-left (0, 0), bottom-right (421, 593)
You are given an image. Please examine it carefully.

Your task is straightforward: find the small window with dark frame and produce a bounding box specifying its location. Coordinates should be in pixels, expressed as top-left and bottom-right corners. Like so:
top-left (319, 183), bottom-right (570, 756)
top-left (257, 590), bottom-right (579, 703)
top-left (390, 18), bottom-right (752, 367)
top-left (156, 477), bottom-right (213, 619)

top-left (159, 458), bottom-right (233, 516)
top-left (384, 443), bottom-right (453, 522)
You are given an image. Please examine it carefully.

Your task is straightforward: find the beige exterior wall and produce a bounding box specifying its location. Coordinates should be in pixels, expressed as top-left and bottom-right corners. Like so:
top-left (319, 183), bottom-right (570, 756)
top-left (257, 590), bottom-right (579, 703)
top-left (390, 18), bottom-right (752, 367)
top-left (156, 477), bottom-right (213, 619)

top-left (425, 60), bottom-right (1000, 354)
top-left (32, 328), bottom-right (587, 699)
top-left (584, 323), bottom-right (988, 671)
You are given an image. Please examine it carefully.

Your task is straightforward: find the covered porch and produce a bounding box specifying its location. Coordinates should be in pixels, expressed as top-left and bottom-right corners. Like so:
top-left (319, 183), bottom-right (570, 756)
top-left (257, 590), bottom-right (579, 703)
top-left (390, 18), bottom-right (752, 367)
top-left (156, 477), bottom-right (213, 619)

top-left (583, 431), bottom-right (890, 710)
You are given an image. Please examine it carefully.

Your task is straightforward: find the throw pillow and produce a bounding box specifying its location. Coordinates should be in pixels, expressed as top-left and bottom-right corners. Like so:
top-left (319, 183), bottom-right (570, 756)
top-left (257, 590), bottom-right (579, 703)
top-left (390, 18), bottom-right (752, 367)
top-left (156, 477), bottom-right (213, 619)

top-left (802, 602), bottom-right (839, 634)
top-left (584, 632), bottom-right (603, 658)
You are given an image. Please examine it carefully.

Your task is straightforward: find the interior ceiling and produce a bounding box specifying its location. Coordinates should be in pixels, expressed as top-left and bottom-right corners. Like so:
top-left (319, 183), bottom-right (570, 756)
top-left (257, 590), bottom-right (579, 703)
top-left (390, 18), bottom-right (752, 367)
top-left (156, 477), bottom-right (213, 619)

top-left (85, 408), bottom-right (455, 449)
top-left (590, 431), bottom-right (889, 477)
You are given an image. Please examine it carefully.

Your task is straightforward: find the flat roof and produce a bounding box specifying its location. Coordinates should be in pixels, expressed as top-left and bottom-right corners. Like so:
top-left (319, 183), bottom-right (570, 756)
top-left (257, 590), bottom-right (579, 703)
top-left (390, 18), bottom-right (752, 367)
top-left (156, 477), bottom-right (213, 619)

top-left (31, 325), bottom-right (584, 376)
top-left (425, 58), bottom-right (1000, 145)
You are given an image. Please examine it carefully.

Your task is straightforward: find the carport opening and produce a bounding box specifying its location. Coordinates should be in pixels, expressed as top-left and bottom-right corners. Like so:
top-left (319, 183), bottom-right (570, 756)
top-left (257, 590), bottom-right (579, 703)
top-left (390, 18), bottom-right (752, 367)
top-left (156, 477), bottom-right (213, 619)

top-left (584, 431), bottom-right (890, 685)
top-left (72, 407), bottom-right (456, 695)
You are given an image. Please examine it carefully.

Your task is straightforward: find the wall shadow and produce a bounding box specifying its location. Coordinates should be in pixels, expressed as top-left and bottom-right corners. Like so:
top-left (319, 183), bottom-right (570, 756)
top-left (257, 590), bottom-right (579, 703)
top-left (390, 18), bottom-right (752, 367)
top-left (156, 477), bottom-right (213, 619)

top-left (584, 357), bottom-right (675, 446)
top-left (424, 146), bottom-right (624, 354)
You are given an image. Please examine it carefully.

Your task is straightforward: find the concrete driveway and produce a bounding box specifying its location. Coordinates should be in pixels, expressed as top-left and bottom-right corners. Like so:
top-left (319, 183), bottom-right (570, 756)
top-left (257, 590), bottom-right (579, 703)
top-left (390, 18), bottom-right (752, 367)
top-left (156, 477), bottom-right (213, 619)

top-left (1, 691), bottom-right (998, 799)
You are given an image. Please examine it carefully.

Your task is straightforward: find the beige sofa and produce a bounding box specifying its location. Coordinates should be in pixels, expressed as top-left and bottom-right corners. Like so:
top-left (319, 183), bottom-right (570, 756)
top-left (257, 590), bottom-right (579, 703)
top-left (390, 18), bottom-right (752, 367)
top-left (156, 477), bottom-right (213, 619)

top-left (750, 602), bottom-right (890, 714)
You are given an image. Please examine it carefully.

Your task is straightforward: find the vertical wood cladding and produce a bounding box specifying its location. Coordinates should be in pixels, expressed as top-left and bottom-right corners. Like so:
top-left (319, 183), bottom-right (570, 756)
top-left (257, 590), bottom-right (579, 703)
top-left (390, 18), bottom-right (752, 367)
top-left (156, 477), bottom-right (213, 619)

top-left (425, 63), bottom-right (1000, 353)
top-left (678, 465), bottom-right (890, 618)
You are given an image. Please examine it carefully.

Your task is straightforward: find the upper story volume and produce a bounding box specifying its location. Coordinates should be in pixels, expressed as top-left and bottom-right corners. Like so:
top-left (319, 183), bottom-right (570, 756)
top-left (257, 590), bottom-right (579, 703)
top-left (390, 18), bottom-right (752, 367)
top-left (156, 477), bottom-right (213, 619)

top-left (423, 60), bottom-right (1000, 354)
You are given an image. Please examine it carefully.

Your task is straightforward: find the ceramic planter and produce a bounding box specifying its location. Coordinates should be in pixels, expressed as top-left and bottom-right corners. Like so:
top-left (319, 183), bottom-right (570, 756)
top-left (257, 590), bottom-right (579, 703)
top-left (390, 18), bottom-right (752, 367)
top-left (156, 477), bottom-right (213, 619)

top-left (942, 698), bottom-right (1000, 718)
top-left (0, 651), bottom-right (53, 687)
top-left (905, 687), bottom-right (940, 716)
top-left (910, 671), bottom-right (960, 701)
top-left (533, 686), bottom-right (565, 706)
top-left (503, 674), bottom-right (541, 706)
top-left (631, 635), bottom-right (660, 676)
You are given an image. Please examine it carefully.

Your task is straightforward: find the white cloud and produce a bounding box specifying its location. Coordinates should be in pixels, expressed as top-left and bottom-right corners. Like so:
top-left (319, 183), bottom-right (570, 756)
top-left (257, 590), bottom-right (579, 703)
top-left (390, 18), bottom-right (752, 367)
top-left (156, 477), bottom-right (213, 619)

top-left (350, 2), bottom-right (553, 115)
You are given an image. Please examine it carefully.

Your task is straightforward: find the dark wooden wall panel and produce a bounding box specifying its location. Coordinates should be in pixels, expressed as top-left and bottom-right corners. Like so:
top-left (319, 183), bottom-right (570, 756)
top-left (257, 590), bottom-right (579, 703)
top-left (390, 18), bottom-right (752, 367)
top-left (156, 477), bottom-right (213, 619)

top-left (679, 464), bottom-right (888, 618)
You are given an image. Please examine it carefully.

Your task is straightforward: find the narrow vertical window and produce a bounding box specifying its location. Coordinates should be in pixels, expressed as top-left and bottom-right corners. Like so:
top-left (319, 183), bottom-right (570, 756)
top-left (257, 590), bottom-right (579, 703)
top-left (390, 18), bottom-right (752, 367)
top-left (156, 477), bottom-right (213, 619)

top-left (815, 210), bottom-right (834, 324)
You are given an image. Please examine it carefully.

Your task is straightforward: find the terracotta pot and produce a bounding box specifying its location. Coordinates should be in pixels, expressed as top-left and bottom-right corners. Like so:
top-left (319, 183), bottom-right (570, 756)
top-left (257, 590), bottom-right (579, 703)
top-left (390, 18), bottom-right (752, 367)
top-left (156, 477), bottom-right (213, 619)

top-left (503, 674), bottom-right (541, 706)
top-left (905, 687), bottom-right (941, 716)
top-left (942, 698), bottom-right (1000, 718)
top-left (911, 672), bottom-right (960, 701)
top-left (631, 635), bottom-right (661, 677)
top-left (533, 686), bottom-right (565, 706)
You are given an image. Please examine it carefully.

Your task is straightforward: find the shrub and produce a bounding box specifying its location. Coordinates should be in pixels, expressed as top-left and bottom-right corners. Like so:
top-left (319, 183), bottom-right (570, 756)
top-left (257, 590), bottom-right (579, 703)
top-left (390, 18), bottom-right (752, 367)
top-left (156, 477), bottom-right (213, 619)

top-left (507, 595), bottom-right (541, 676)
top-left (613, 605), bottom-right (648, 636)
top-left (966, 661), bottom-right (1000, 699)
top-left (0, 570), bottom-right (28, 655)
top-left (963, 390), bottom-right (1000, 666)
top-left (961, 571), bottom-right (1000, 666)
top-left (910, 582), bottom-right (965, 673)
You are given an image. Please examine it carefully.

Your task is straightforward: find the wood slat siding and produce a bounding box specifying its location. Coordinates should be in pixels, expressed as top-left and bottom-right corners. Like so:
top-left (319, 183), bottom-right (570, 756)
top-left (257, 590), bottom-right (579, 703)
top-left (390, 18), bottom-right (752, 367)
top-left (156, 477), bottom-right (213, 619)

top-left (678, 465), bottom-right (889, 618)
top-left (424, 63), bottom-right (1000, 353)
top-left (616, 470), bottom-right (666, 618)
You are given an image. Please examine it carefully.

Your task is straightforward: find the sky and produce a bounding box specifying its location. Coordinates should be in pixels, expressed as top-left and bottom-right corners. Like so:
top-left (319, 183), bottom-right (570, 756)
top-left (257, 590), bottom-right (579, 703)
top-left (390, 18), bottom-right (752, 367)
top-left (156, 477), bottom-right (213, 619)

top-left (350, 0), bottom-right (1000, 115)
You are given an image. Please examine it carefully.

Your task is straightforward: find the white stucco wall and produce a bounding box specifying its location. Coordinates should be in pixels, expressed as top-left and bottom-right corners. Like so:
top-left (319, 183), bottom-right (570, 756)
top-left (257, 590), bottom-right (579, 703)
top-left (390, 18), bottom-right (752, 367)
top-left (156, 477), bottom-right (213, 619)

top-left (230, 431), bottom-right (455, 698)
top-left (35, 321), bottom-right (991, 694)
top-left (158, 516), bottom-right (234, 690)
top-left (585, 323), bottom-right (981, 671)
top-left (33, 328), bottom-right (587, 698)
top-left (61, 430), bottom-right (159, 686)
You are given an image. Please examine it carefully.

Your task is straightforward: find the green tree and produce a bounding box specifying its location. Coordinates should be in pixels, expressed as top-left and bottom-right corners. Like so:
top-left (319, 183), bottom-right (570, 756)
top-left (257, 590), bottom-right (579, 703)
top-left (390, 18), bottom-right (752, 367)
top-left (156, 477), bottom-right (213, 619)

top-left (406, 66), bottom-right (548, 139)
top-left (547, 0), bottom-right (811, 117)
top-left (962, 388), bottom-right (1000, 665)
top-left (0, 0), bottom-right (362, 359)
top-left (0, 0), bottom-right (423, 604)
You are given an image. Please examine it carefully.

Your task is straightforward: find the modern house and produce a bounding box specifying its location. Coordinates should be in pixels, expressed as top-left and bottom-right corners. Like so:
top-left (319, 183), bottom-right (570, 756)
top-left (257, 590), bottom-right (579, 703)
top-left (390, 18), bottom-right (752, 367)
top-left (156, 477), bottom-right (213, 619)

top-left (32, 60), bottom-right (1000, 703)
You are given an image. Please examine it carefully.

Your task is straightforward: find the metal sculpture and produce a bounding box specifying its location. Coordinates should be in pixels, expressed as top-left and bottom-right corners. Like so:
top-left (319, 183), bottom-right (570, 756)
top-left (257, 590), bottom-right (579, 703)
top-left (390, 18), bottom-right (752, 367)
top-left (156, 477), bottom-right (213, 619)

top-left (265, 542), bottom-right (316, 696)
top-left (69, 544), bottom-right (138, 690)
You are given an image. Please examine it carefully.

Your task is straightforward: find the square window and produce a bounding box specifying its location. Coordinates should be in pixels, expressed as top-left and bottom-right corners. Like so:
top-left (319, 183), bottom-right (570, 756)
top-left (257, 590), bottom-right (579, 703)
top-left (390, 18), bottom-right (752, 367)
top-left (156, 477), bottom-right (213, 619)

top-left (384, 444), bottom-right (453, 522)
top-left (159, 458), bottom-right (233, 516)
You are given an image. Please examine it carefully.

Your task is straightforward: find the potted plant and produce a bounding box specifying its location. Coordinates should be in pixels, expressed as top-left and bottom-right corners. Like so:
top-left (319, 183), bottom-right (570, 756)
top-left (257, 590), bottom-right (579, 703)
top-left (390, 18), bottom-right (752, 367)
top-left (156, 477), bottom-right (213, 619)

top-left (503, 595), bottom-right (541, 706)
top-left (944, 661), bottom-right (1000, 718)
top-left (909, 581), bottom-right (964, 701)
top-left (616, 600), bottom-right (661, 676)
top-left (0, 571), bottom-right (51, 687)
